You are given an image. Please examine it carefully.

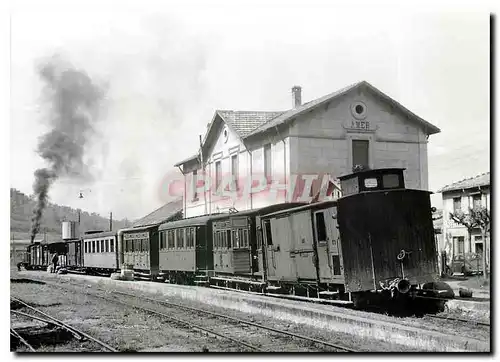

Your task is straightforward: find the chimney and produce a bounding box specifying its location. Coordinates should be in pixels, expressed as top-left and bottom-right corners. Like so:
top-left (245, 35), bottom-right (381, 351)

top-left (292, 86), bottom-right (302, 108)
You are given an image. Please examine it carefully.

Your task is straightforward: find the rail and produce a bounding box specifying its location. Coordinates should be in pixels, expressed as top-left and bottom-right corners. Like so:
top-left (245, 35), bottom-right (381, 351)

top-left (10, 296), bottom-right (118, 352)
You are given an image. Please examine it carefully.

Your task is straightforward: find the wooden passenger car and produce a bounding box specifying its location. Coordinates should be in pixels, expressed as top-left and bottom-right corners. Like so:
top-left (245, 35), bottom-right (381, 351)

top-left (82, 231), bottom-right (119, 273)
top-left (211, 203), bottom-right (305, 288)
top-left (121, 226), bottom-right (159, 279)
top-left (157, 215), bottom-right (215, 284)
top-left (66, 239), bottom-right (83, 269)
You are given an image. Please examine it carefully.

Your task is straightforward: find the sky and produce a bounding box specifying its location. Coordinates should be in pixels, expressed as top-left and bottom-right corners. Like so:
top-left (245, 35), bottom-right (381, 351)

top-left (9, 1), bottom-right (491, 220)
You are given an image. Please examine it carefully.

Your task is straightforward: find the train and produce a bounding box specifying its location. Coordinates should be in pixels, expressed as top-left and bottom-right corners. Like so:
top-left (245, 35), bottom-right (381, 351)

top-left (23, 168), bottom-right (453, 310)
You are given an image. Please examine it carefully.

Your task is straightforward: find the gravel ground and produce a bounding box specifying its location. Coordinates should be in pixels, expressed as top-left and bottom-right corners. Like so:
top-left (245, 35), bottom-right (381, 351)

top-left (11, 279), bottom-right (244, 352)
top-left (12, 270), bottom-right (490, 352)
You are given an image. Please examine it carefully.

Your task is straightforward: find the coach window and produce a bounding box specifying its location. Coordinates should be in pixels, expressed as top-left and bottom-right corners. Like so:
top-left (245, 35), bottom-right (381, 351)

top-left (177, 229), bottom-right (184, 249)
top-left (135, 239), bottom-right (141, 252)
top-left (226, 230), bottom-right (232, 248)
top-left (101, 240), bottom-right (105, 252)
top-left (243, 229), bottom-right (249, 248)
top-left (84, 242), bottom-right (87, 254)
top-left (232, 230), bottom-right (238, 248)
top-left (105, 239), bottom-right (109, 252)
top-left (264, 220), bottom-right (273, 246)
top-left (110, 239), bottom-right (115, 253)
top-left (97, 240), bottom-right (101, 253)
top-left (315, 212), bottom-right (327, 243)
top-left (92, 240), bottom-right (96, 253)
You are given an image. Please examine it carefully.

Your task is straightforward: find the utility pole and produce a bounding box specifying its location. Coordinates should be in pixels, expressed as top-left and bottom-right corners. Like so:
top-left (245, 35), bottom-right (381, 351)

top-left (109, 212), bottom-right (113, 232)
top-left (200, 134), bottom-right (208, 215)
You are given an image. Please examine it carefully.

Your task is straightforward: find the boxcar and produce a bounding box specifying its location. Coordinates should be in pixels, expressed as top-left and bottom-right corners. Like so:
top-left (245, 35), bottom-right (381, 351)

top-left (157, 215), bottom-right (214, 284)
top-left (259, 201), bottom-right (343, 298)
top-left (82, 231), bottom-right (119, 274)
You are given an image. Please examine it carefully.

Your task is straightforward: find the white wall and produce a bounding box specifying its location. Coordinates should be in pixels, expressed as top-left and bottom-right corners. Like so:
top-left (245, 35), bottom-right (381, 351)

top-left (288, 88), bottom-right (429, 190)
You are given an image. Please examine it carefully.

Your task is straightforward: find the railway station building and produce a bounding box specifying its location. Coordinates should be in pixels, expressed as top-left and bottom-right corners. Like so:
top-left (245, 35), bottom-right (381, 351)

top-left (174, 81), bottom-right (441, 218)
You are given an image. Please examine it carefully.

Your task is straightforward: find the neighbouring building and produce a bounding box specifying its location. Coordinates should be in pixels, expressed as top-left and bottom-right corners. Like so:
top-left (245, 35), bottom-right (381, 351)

top-left (438, 172), bottom-right (490, 267)
top-left (175, 81), bottom-right (441, 218)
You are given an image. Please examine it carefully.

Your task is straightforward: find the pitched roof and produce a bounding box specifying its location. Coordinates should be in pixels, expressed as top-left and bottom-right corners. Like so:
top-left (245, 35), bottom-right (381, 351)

top-left (174, 81), bottom-right (441, 167)
top-left (216, 110), bottom-right (284, 138)
top-left (247, 81), bottom-right (440, 137)
top-left (132, 197), bottom-right (183, 228)
top-left (438, 172), bottom-right (490, 193)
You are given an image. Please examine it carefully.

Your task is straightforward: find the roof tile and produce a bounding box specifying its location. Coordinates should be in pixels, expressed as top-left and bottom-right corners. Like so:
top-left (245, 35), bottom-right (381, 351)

top-left (132, 198), bottom-right (183, 228)
top-left (438, 172), bottom-right (490, 193)
top-left (217, 110), bottom-right (284, 137)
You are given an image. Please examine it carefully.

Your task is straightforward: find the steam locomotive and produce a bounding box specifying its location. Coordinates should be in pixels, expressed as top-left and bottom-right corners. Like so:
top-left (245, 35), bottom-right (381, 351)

top-left (24, 168), bottom-right (452, 310)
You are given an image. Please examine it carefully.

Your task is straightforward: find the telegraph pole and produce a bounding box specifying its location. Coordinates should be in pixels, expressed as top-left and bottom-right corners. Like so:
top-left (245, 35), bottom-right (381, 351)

top-left (109, 212), bottom-right (113, 231)
top-left (200, 134), bottom-right (208, 215)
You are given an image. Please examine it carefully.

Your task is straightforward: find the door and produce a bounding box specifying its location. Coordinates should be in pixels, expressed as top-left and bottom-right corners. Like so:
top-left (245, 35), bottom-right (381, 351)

top-left (314, 207), bottom-right (345, 283)
top-left (352, 139), bottom-right (369, 169)
top-left (262, 219), bottom-right (276, 277)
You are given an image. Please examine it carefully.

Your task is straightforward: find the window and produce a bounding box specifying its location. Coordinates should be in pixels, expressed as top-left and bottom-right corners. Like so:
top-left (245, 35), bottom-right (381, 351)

top-left (383, 174), bottom-right (400, 188)
top-left (105, 239), bottom-right (109, 252)
top-left (473, 194), bottom-right (482, 209)
top-left (264, 220), bottom-right (273, 246)
top-left (110, 239), bottom-right (115, 253)
top-left (315, 212), bottom-right (327, 242)
top-left (96, 240), bottom-right (100, 253)
top-left (101, 240), bottom-right (105, 252)
top-left (192, 170), bottom-right (199, 201)
top-left (453, 236), bottom-right (465, 255)
top-left (232, 230), bottom-right (239, 248)
top-left (215, 161), bottom-right (222, 193)
top-left (136, 239), bottom-right (142, 252)
top-left (332, 255), bottom-right (341, 275)
top-left (185, 228), bottom-right (191, 248)
top-left (264, 144), bottom-right (272, 182)
top-left (142, 239), bottom-right (149, 252)
top-left (352, 139), bottom-right (369, 169)
top-left (453, 197), bottom-right (462, 213)
top-left (176, 229), bottom-right (184, 249)
top-left (242, 229), bottom-right (249, 248)
top-left (222, 230), bottom-right (227, 248)
top-left (84, 242), bottom-right (88, 253)
top-left (231, 154), bottom-right (239, 191)
top-left (227, 230), bottom-right (232, 248)
top-left (168, 230), bottom-right (175, 249)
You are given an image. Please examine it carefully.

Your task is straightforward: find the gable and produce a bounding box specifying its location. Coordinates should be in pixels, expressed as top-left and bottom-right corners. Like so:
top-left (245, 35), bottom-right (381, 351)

top-left (247, 81), bottom-right (440, 138)
top-left (290, 87), bottom-right (424, 138)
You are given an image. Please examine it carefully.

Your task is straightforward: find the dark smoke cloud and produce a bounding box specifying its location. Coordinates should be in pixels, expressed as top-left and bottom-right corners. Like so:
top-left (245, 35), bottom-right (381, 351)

top-left (30, 55), bottom-right (105, 242)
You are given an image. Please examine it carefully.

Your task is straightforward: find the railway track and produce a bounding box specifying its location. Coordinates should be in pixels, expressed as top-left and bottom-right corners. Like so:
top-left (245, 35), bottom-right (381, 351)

top-left (10, 296), bottom-right (118, 352)
top-left (26, 278), bottom-right (356, 352)
top-left (426, 314), bottom-right (490, 328)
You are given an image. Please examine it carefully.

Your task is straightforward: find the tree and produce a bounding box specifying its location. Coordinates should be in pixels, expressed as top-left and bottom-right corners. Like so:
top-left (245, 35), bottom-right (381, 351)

top-left (469, 206), bottom-right (491, 279)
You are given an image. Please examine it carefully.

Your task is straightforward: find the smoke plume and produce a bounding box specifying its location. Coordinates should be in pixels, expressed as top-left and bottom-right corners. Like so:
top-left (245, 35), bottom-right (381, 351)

top-left (30, 55), bottom-right (105, 242)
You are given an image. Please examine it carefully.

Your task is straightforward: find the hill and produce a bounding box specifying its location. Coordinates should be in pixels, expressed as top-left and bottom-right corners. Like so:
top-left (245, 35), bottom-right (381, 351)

top-left (10, 188), bottom-right (133, 242)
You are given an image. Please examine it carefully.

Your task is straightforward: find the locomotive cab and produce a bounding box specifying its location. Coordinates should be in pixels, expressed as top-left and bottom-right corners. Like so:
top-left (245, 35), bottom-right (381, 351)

top-left (337, 167), bottom-right (442, 308)
top-left (338, 168), bottom-right (406, 196)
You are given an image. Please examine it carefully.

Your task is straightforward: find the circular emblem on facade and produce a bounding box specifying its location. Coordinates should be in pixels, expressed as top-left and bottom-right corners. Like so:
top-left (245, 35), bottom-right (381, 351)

top-left (223, 127), bottom-right (229, 143)
top-left (351, 102), bottom-right (367, 120)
